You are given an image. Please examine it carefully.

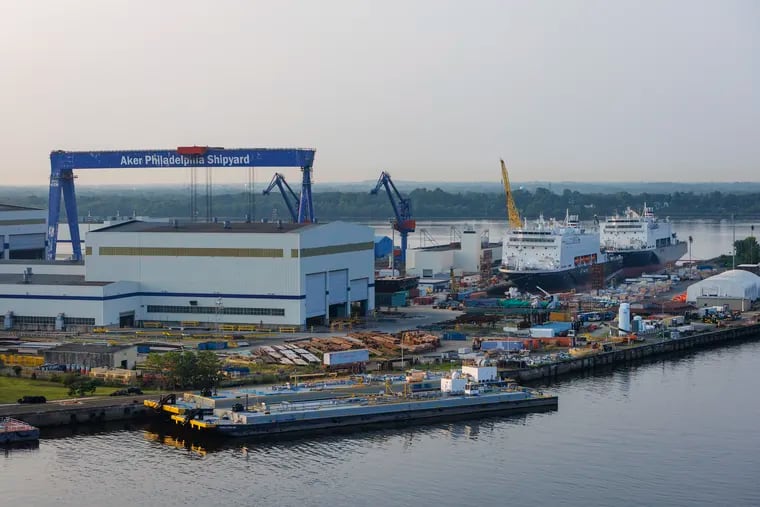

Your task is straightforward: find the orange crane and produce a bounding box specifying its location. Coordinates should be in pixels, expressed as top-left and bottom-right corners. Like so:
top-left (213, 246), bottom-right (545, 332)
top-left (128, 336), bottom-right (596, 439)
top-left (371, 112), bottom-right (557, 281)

top-left (500, 159), bottom-right (522, 229)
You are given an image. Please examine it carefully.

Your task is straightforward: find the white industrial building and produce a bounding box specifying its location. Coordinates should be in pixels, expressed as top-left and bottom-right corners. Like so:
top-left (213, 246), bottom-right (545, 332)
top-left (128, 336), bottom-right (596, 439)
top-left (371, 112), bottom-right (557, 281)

top-left (0, 204), bottom-right (46, 260)
top-left (0, 220), bottom-right (375, 330)
top-left (406, 228), bottom-right (502, 278)
top-left (686, 269), bottom-right (760, 311)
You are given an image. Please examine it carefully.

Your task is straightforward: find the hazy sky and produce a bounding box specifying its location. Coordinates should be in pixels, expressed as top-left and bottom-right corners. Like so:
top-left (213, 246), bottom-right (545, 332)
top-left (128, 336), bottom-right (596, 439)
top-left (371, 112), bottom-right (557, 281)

top-left (1, 0), bottom-right (758, 186)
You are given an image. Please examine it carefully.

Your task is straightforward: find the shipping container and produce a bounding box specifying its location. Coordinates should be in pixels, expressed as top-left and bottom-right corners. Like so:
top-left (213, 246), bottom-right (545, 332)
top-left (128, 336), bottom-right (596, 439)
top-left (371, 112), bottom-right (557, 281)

top-left (549, 311), bottom-right (571, 322)
top-left (442, 331), bottom-right (468, 341)
top-left (323, 348), bottom-right (370, 366)
top-left (480, 340), bottom-right (523, 351)
top-left (137, 345), bottom-right (151, 354)
top-left (529, 327), bottom-right (556, 338)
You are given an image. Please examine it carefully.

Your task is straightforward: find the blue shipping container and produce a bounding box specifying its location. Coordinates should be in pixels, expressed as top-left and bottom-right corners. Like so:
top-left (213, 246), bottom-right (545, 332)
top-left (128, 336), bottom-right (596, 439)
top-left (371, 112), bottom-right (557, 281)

top-left (137, 345), bottom-right (151, 354)
top-left (442, 331), bottom-right (468, 341)
top-left (533, 322), bottom-right (572, 332)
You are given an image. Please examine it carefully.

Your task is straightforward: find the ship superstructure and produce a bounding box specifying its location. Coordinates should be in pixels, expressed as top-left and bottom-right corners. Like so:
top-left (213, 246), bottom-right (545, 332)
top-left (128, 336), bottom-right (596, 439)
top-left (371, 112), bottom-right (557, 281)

top-left (600, 204), bottom-right (686, 274)
top-left (499, 212), bottom-right (621, 291)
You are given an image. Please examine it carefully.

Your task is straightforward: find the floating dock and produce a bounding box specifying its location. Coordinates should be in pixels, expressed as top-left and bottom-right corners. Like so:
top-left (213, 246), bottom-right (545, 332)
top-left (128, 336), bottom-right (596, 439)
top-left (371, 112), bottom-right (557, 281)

top-left (0, 417), bottom-right (40, 444)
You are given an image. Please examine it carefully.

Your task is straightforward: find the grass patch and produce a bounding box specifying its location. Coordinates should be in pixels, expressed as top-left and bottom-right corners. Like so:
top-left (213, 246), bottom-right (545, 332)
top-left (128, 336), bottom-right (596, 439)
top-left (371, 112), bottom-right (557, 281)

top-left (0, 376), bottom-right (125, 404)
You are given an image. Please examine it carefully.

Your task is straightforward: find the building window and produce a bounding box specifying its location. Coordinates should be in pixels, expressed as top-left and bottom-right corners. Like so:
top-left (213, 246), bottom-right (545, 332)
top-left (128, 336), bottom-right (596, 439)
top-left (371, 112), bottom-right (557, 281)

top-left (146, 305), bottom-right (285, 316)
top-left (99, 246), bottom-right (284, 258)
top-left (8, 315), bottom-right (95, 326)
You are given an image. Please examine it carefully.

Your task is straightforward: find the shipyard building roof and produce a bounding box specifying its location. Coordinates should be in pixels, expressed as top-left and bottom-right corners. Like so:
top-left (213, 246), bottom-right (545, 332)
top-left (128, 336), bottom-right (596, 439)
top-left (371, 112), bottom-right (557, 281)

top-left (0, 273), bottom-right (109, 286)
top-left (0, 204), bottom-right (44, 211)
top-left (89, 220), bottom-right (314, 234)
top-left (47, 343), bottom-right (135, 354)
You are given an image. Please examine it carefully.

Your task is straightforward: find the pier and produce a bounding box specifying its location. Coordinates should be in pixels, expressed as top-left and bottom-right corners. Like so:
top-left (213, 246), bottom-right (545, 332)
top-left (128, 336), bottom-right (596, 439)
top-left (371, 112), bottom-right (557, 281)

top-left (504, 322), bottom-right (760, 383)
top-left (0, 395), bottom-right (159, 428)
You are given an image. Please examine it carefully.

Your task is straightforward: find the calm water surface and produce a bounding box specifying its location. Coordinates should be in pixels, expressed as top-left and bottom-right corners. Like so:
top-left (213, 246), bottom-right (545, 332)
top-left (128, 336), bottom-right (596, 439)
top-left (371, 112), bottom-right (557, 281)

top-left (3, 340), bottom-right (760, 506)
top-left (369, 219), bottom-right (759, 262)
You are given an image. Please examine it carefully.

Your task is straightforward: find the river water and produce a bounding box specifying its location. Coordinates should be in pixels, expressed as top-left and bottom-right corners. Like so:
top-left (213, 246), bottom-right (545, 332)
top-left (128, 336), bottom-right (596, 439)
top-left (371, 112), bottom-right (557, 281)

top-left (4, 220), bottom-right (759, 505)
top-left (2, 340), bottom-right (760, 506)
top-left (369, 219), bottom-right (759, 262)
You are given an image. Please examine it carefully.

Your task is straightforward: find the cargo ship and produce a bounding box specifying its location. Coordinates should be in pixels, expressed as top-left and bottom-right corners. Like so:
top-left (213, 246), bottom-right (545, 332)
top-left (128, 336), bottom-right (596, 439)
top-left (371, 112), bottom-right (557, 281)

top-left (600, 205), bottom-right (687, 276)
top-left (499, 212), bottom-right (622, 292)
top-left (148, 367), bottom-right (557, 438)
top-left (0, 417), bottom-right (40, 444)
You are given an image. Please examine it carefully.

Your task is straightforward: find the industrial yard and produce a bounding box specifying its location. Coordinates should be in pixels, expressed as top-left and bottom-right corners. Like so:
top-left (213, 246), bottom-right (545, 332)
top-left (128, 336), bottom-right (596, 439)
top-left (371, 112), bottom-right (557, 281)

top-left (0, 147), bottom-right (759, 432)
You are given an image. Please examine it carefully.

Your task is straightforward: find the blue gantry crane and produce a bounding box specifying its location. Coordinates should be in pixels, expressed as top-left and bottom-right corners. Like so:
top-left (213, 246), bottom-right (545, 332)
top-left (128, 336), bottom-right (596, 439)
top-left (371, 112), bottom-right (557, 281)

top-left (262, 173), bottom-right (300, 222)
top-left (46, 146), bottom-right (316, 261)
top-left (370, 171), bottom-right (415, 269)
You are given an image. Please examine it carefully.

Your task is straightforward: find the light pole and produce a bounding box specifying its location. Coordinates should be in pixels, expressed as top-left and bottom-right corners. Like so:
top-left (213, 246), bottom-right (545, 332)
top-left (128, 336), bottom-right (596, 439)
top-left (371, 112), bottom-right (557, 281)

top-left (688, 235), bottom-right (693, 277)
top-left (752, 225), bottom-right (756, 264)
top-left (731, 214), bottom-right (736, 270)
top-left (215, 296), bottom-right (223, 335)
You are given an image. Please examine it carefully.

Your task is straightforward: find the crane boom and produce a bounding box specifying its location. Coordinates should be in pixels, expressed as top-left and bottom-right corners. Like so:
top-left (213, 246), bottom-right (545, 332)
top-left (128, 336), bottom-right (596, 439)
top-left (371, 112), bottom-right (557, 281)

top-left (500, 159), bottom-right (522, 229)
top-left (370, 171), bottom-right (415, 269)
top-left (263, 173), bottom-right (300, 222)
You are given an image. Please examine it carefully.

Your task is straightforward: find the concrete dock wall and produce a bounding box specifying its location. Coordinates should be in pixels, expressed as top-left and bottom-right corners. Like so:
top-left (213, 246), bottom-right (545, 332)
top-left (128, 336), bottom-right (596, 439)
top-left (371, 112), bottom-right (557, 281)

top-left (506, 324), bottom-right (760, 383)
top-left (1, 397), bottom-right (158, 428)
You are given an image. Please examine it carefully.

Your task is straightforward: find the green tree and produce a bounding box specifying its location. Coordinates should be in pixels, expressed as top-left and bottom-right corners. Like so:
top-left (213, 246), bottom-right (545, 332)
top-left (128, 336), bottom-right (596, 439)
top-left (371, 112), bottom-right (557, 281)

top-left (195, 351), bottom-right (223, 393)
top-left (734, 236), bottom-right (760, 265)
top-left (66, 378), bottom-right (98, 397)
top-left (144, 350), bottom-right (222, 390)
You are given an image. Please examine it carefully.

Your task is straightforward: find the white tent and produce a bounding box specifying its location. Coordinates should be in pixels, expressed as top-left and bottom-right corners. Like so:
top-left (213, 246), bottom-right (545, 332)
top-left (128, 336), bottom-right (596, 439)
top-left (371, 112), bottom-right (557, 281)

top-left (686, 270), bottom-right (760, 302)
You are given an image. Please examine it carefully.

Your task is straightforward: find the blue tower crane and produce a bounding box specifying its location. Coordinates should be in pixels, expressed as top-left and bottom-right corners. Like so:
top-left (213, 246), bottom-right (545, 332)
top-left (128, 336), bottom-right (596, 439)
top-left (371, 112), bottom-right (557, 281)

top-left (370, 171), bottom-right (415, 269)
top-left (262, 173), bottom-right (300, 222)
top-left (46, 146), bottom-right (316, 261)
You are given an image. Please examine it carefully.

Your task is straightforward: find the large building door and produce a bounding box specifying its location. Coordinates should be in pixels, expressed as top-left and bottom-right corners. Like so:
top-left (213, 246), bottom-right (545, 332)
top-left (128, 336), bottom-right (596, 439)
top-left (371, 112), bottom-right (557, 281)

top-left (328, 270), bottom-right (348, 304)
top-left (350, 278), bottom-right (368, 301)
top-left (305, 273), bottom-right (327, 318)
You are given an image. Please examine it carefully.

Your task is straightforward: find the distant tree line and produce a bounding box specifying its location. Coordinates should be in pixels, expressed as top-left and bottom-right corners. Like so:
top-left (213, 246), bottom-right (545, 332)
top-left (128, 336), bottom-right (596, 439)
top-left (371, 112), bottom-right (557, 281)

top-left (2, 187), bottom-right (760, 221)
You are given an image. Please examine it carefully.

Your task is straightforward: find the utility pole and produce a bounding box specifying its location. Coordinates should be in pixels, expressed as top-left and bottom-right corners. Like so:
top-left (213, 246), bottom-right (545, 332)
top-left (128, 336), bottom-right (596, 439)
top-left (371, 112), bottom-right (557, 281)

top-left (732, 214), bottom-right (736, 270)
top-left (752, 225), bottom-right (756, 264)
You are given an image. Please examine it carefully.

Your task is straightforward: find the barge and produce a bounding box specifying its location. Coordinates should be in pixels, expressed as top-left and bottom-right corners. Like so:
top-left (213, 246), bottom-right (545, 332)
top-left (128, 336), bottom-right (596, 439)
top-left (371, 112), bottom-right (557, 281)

top-left (0, 417), bottom-right (40, 444)
top-left (149, 368), bottom-right (557, 437)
